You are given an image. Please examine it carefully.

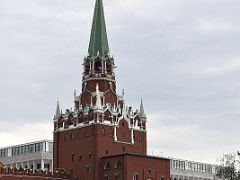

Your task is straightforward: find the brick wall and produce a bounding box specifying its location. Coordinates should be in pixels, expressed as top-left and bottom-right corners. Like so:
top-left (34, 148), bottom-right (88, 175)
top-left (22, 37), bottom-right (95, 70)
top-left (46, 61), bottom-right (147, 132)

top-left (101, 154), bottom-right (170, 180)
top-left (0, 167), bottom-right (71, 180)
top-left (54, 121), bottom-right (147, 180)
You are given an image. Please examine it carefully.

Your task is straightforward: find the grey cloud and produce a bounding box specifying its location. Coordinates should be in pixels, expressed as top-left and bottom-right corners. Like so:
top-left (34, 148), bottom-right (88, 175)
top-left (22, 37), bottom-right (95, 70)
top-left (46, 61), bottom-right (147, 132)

top-left (0, 0), bottom-right (240, 163)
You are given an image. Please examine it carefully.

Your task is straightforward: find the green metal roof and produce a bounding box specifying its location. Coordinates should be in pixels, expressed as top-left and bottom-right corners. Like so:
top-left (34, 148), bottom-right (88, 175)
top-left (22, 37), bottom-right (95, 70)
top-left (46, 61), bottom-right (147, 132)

top-left (88, 0), bottom-right (110, 59)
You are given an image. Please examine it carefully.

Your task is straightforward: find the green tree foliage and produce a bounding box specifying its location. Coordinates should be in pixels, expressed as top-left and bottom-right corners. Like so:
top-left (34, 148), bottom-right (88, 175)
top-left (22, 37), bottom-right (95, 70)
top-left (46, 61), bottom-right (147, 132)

top-left (216, 153), bottom-right (240, 180)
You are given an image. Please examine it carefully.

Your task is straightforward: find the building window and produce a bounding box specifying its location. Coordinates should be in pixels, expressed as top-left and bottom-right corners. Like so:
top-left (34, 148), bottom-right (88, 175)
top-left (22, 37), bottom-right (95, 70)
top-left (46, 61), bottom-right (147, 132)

top-left (106, 150), bottom-right (109, 155)
top-left (70, 133), bottom-right (73, 140)
top-left (88, 152), bottom-right (92, 159)
top-left (48, 142), bottom-right (53, 153)
top-left (122, 146), bottom-right (125, 152)
top-left (104, 161), bottom-right (111, 170)
top-left (115, 161), bottom-right (122, 168)
top-left (0, 149), bottom-right (7, 158)
top-left (44, 164), bottom-right (50, 170)
top-left (86, 165), bottom-right (91, 173)
top-left (79, 155), bottom-right (82, 161)
top-left (133, 173), bottom-right (139, 180)
top-left (106, 62), bottom-right (112, 73)
top-left (37, 164), bottom-right (41, 170)
top-left (104, 175), bottom-right (109, 180)
top-left (71, 153), bottom-right (75, 162)
top-left (94, 60), bottom-right (102, 72)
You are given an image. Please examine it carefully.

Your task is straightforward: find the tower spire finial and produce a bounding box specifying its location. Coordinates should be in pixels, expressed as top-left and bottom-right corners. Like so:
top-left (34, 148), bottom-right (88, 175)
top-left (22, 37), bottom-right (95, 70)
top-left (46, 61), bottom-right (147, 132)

top-left (139, 98), bottom-right (145, 118)
top-left (55, 100), bottom-right (61, 118)
top-left (88, 0), bottom-right (110, 58)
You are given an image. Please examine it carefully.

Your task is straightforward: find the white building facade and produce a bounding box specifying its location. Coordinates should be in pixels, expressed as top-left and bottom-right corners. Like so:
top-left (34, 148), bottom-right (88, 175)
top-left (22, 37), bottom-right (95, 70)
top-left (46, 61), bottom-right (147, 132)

top-left (170, 158), bottom-right (219, 180)
top-left (0, 140), bottom-right (53, 171)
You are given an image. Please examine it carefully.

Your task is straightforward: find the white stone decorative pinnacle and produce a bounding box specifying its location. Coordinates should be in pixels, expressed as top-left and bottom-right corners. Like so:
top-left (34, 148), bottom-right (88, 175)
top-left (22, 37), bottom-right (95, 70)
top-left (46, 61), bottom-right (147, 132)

top-left (55, 101), bottom-right (61, 118)
top-left (74, 90), bottom-right (77, 98)
top-left (139, 98), bottom-right (145, 118)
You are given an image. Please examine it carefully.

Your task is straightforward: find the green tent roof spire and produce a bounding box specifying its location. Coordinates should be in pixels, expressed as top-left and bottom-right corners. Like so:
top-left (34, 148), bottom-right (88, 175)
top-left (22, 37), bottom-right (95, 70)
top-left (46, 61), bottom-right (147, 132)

top-left (88, 0), bottom-right (110, 58)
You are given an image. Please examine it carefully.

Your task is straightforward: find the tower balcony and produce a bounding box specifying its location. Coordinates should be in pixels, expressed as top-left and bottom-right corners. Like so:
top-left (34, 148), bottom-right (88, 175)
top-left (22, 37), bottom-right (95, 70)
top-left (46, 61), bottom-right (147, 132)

top-left (82, 73), bottom-right (115, 82)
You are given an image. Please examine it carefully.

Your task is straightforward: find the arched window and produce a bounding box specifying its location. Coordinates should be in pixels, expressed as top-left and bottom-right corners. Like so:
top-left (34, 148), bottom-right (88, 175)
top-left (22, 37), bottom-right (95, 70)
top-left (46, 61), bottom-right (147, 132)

top-left (104, 161), bottom-right (111, 170)
top-left (106, 62), bottom-right (112, 73)
top-left (94, 60), bottom-right (102, 73)
top-left (115, 161), bottom-right (122, 168)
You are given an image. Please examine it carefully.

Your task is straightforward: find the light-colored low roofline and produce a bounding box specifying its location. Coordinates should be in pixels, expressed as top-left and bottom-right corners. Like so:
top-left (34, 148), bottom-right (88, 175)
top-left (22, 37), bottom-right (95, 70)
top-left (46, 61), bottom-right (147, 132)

top-left (0, 139), bottom-right (53, 150)
top-left (169, 157), bottom-right (219, 166)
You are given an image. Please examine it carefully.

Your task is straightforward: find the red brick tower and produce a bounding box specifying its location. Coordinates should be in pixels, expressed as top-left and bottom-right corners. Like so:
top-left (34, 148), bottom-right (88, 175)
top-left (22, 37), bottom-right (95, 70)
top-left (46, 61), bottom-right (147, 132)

top-left (53, 0), bottom-right (147, 179)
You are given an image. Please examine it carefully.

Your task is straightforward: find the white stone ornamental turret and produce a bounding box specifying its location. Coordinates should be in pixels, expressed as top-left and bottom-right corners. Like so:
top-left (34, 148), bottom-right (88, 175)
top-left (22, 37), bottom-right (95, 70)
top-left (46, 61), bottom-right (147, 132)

top-left (55, 101), bottom-right (61, 119)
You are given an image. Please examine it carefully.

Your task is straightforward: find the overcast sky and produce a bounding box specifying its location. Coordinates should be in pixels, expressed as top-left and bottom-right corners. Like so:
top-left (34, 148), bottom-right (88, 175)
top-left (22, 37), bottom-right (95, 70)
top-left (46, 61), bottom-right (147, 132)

top-left (0, 0), bottom-right (240, 164)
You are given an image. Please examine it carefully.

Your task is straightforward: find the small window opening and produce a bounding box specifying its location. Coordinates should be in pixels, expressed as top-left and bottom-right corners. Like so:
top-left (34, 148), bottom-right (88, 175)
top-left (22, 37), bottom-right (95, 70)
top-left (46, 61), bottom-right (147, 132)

top-left (106, 63), bottom-right (112, 73)
top-left (133, 173), bottom-right (139, 180)
top-left (115, 161), bottom-right (122, 168)
top-left (70, 133), bottom-right (73, 140)
top-left (104, 161), bottom-right (111, 170)
top-left (71, 153), bottom-right (74, 162)
top-left (95, 61), bottom-right (102, 72)
top-left (104, 175), bottom-right (109, 180)
top-left (88, 152), bottom-right (92, 159)
top-left (86, 165), bottom-right (90, 173)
